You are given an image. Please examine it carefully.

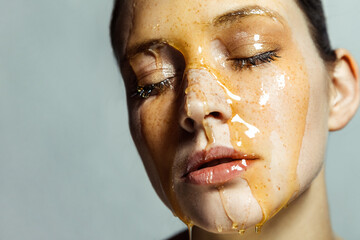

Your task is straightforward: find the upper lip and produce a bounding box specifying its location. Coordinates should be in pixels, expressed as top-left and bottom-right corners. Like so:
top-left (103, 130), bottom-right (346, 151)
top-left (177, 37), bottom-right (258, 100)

top-left (183, 146), bottom-right (259, 177)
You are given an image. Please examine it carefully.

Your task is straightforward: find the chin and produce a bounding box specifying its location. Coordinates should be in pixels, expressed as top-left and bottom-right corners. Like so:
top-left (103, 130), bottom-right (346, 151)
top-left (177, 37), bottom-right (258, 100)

top-left (173, 177), bottom-right (265, 233)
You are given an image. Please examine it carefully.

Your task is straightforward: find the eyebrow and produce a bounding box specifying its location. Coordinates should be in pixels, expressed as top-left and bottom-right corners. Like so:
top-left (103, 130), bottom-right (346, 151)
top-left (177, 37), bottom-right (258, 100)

top-left (213, 5), bottom-right (282, 26)
top-left (126, 6), bottom-right (282, 58)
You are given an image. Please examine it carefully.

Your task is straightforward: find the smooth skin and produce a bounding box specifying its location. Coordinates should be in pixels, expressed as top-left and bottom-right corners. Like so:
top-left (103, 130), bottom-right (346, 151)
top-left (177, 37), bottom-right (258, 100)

top-left (189, 48), bottom-right (359, 240)
top-left (111, 0), bottom-right (359, 239)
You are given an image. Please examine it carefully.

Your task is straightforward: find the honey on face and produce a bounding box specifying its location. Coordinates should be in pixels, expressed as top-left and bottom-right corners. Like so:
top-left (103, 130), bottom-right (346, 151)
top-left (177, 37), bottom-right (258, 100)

top-left (126, 0), bottom-right (311, 233)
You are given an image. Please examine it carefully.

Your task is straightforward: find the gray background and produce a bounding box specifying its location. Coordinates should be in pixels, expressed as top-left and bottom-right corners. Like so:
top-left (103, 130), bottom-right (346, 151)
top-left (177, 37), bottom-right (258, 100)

top-left (0, 0), bottom-right (359, 239)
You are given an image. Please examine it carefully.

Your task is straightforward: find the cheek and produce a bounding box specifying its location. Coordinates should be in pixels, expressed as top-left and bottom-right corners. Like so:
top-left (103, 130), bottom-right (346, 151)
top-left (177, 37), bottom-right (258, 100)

top-left (296, 66), bottom-right (329, 192)
top-left (216, 59), bottom-right (310, 227)
top-left (136, 90), bottom-right (183, 211)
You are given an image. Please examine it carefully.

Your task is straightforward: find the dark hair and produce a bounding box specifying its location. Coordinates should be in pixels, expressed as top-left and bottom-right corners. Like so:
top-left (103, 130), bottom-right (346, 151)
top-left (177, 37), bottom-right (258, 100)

top-left (110, 0), bottom-right (336, 63)
top-left (110, 0), bottom-right (123, 62)
top-left (295, 0), bottom-right (336, 62)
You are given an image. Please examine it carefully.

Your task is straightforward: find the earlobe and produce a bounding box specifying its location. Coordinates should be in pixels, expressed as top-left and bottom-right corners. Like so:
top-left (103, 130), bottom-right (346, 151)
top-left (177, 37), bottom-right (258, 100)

top-left (328, 49), bottom-right (360, 131)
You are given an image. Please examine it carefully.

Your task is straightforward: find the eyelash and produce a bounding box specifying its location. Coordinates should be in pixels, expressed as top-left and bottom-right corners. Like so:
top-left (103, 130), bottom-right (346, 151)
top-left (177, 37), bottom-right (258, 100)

top-left (133, 77), bottom-right (174, 99)
top-left (134, 51), bottom-right (280, 99)
top-left (229, 51), bottom-right (280, 70)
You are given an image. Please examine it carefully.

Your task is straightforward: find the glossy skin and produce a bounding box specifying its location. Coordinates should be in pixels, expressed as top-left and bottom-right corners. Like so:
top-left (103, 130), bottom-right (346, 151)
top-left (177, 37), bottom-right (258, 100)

top-left (111, 0), bottom-right (359, 237)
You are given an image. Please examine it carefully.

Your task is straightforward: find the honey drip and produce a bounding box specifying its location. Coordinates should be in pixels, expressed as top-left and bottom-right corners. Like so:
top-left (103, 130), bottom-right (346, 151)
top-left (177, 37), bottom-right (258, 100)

top-left (218, 186), bottom-right (239, 232)
top-left (188, 223), bottom-right (193, 240)
top-left (203, 119), bottom-right (215, 145)
top-left (148, 48), bottom-right (163, 69)
top-left (255, 224), bottom-right (262, 233)
top-left (239, 197), bottom-right (251, 234)
top-left (230, 109), bottom-right (304, 230)
top-left (232, 222), bottom-right (239, 230)
top-left (240, 87), bottom-right (307, 229)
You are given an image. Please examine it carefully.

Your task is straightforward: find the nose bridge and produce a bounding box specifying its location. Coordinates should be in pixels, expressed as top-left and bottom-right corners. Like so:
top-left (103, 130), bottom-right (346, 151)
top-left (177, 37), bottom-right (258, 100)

top-left (182, 33), bottom-right (208, 70)
top-left (180, 68), bottom-right (232, 131)
top-left (185, 45), bottom-right (206, 69)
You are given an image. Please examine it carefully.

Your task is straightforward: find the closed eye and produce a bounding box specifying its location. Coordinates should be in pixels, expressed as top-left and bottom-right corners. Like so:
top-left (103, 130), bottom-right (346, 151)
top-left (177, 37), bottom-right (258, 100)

top-left (228, 51), bottom-right (280, 71)
top-left (133, 77), bottom-right (173, 99)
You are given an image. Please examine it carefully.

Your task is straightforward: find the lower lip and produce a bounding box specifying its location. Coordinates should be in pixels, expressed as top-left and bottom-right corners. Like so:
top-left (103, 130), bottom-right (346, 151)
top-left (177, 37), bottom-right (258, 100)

top-left (184, 159), bottom-right (251, 185)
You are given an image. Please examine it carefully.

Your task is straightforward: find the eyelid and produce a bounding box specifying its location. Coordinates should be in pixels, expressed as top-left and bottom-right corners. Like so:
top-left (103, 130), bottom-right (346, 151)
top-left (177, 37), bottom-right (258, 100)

top-left (140, 67), bottom-right (175, 78)
top-left (137, 67), bottom-right (177, 86)
top-left (228, 46), bottom-right (280, 59)
top-left (130, 51), bottom-right (177, 85)
top-left (134, 72), bottom-right (183, 99)
top-left (134, 77), bottom-right (175, 99)
top-left (129, 53), bottom-right (159, 77)
top-left (227, 50), bottom-right (280, 70)
top-left (227, 41), bottom-right (280, 58)
top-left (130, 45), bottom-right (184, 85)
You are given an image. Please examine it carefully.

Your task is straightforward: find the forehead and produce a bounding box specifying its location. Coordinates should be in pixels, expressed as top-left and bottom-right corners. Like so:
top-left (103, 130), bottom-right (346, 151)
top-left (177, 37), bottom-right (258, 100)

top-left (127, 0), bottom-right (301, 49)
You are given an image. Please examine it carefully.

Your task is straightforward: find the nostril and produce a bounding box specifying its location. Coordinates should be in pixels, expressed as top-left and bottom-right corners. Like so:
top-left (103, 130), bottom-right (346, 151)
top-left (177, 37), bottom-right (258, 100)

top-left (208, 111), bottom-right (222, 119)
top-left (183, 118), bottom-right (195, 132)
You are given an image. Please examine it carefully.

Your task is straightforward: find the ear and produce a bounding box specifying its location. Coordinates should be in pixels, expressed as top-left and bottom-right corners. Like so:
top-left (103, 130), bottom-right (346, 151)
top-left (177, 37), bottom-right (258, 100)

top-left (328, 49), bottom-right (360, 131)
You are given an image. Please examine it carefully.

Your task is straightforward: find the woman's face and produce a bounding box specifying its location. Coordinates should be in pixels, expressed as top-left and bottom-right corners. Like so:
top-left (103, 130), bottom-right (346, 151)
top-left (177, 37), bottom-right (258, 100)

top-left (120, 0), bottom-right (331, 233)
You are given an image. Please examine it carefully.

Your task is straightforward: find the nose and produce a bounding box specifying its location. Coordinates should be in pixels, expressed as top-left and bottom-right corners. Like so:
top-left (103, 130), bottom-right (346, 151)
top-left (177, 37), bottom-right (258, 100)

top-left (179, 69), bottom-right (232, 133)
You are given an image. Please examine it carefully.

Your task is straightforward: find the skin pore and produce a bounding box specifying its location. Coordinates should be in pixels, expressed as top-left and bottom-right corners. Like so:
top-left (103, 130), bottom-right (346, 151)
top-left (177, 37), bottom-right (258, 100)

top-left (111, 0), bottom-right (359, 239)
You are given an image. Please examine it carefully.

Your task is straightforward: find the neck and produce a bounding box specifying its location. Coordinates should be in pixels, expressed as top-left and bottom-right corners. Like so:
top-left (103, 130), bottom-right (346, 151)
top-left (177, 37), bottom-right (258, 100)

top-left (192, 167), bottom-right (336, 240)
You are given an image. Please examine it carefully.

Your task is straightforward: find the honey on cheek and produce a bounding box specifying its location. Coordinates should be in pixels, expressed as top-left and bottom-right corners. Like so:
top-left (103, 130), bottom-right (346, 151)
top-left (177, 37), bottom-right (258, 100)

top-left (209, 35), bottom-right (309, 230)
top-left (230, 66), bottom-right (309, 231)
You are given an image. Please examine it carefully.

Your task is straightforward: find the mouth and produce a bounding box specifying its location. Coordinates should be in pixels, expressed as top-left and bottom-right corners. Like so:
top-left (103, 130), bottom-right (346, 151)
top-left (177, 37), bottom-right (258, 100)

top-left (182, 146), bottom-right (259, 185)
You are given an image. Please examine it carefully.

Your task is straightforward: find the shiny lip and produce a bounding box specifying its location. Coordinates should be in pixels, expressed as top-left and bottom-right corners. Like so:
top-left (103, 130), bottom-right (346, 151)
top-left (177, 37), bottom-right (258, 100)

top-left (182, 146), bottom-right (259, 180)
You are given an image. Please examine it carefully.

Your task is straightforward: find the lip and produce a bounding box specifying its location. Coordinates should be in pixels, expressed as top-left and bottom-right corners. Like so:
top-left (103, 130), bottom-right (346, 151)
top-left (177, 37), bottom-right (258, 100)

top-left (182, 146), bottom-right (259, 185)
